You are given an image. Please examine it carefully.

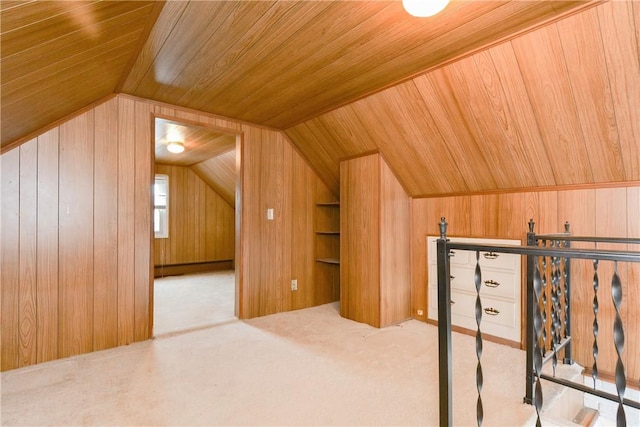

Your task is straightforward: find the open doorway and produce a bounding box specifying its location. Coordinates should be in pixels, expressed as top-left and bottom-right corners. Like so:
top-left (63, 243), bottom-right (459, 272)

top-left (151, 116), bottom-right (240, 336)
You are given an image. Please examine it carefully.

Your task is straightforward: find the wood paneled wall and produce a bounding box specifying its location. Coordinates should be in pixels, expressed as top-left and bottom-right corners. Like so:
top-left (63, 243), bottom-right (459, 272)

top-left (1, 97), bottom-right (152, 371)
top-left (1, 94), bottom-right (333, 371)
top-left (410, 185), bottom-right (640, 379)
top-left (341, 153), bottom-right (411, 328)
top-left (237, 125), bottom-right (334, 318)
top-left (154, 164), bottom-right (234, 266)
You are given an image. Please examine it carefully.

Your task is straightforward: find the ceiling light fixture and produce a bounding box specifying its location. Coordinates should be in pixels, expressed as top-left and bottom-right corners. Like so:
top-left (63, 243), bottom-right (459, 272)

top-left (166, 140), bottom-right (185, 154)
top-left (402, 0), bottom-right (449, 17)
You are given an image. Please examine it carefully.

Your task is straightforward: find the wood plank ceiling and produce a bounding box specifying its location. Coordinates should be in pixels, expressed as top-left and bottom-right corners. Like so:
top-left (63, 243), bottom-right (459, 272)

top-left (5, 0), bottom-right (637, 199)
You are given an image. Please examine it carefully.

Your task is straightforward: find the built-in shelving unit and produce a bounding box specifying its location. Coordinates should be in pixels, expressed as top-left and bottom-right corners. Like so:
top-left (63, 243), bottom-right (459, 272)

top-left (314, 200), bottom-right (340, 301)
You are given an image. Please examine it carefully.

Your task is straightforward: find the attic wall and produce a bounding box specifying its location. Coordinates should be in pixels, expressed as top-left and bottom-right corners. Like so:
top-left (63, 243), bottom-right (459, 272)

top-left (410, 185), bottom-right (640, 379)
top-left (286, 0), bottom-right (640, 197)
top-left (0, 94), bottom-right (333, 371)
top-left (1, 97), bottom-right (152, 371)
top-left (154, 164), bottom-right (234, 268)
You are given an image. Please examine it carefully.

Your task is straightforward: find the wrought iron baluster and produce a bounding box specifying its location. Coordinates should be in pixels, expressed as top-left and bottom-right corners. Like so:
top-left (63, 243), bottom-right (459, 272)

top-left (474, 251), bottom-right (484, 427)
top-left (541, 252), bottom-right (548, 354)
top-left (532, 255), bottom-right (544, 427)
top-left (611, 262), bottom-right (626, 426)
top-left (550, 240), bottom-right (560, 375)
top-left (592, 259), bottom-right (599, 388)
top-left (562, 231), bottom-right (572, 365)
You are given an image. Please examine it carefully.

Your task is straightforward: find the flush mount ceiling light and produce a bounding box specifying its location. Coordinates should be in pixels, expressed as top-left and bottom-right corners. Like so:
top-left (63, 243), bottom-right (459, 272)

top-left (166, 140), bottom-right (185, 154)
top-left (402, 0), bottom-right (449, 17)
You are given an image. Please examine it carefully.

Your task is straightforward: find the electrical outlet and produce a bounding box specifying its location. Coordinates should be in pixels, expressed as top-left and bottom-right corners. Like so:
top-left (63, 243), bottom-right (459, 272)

top-left (291, 279), bottom-right (298, 291)
top-left (417, 309), bottom-right (424, 316)
top-left (267, 208), bottom-right (274, 220)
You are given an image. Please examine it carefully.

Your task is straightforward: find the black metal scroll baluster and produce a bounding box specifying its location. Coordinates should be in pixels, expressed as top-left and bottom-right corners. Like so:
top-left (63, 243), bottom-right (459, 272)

top-left (562, 223), bottom-right (572, 365)
top-left (541, 251), bottom-right (548, 354)
top-left (550, 240), bottom-right (560, 375)
top-left (611, 262), bottom-right (626, 426)
top-left (474, 251), bottom-right (484, 427)
top-left (592, 259), bottom-right (599, 388)
top-left (532, 256), bottom-right (544, 427)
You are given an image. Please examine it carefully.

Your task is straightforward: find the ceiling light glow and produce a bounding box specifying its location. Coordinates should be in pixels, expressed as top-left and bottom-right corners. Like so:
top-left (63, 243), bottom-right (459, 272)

top-left (402, 0), bottom-right (449, 17)
top-left (167, 141), bottom-right (185, 154)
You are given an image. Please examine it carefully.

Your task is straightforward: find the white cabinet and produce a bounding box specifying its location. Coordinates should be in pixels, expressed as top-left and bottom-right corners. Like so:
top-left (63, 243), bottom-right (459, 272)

top-left (427, 236), bottom-right (522, 343)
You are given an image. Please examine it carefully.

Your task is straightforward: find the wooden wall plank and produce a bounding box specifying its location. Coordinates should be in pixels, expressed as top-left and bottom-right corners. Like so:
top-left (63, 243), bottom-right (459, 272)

top-left (36, 129), bottom-right (59, 363)
top-left (412, 185), bottom-right (640, 373)
top-left (340, 154), bottom-right (381, 326)
top-left (593, 188), bottom-right (628, 377)
top-left (154, 164), bottom-right (235, 267)
top-left (59, 110), bottom-right (94, 358)
top-left (626, 187), bottom-right (640, 379)
top-left (117, 96), bottom-right (136, 346)
top-left (598, 1), bottom-right (640, 181)
top-left (511, 25), bottom-right (592, 185)
top-left (93, 99), bottom-right (119, 350)
top-left (18, 139), bottom-right (38, 366)
top-left (557, 7), bottom-right (625, 183)
top-left (133, 101), bottom-right (152, 341)
top-left (379, 158), bottom-right (411, 327)
top-left (1, 148), bottom-right (21, 370)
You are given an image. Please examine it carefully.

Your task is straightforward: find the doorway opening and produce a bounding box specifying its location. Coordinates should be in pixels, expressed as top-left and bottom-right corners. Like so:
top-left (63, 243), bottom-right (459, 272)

top-left (151, 116), bottom-right (240, 337)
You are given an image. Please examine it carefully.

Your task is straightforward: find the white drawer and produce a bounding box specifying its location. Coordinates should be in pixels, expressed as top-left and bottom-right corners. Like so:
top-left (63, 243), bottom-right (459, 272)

top-left (478, 249), bottom-right (519, 270)
top-left (449, 292), bottom-right (516, 329)
top-left (429, 287), bottom-right (520, 341)
top-left (427, 236), bottom-right (471, 265)
top-left (430, 265), bottom-right (518, 301)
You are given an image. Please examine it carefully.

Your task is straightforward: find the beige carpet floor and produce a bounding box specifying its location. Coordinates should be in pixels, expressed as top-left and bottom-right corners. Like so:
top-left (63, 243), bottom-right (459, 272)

top-left (1, 271), bottom-right (568, 426)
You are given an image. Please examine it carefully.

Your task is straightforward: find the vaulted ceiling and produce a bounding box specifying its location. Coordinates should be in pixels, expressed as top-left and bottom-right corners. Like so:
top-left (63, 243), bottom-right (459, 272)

top-left (3, 0), bottom-right (638, 199)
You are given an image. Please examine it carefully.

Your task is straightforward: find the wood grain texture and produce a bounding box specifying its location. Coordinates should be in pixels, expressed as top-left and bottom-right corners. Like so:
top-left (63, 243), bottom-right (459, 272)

top-left (154, 164), bottom-right (234, 266)
top-left (557, 7), bottom-right (625, 183)
top-left (626, 187), bottom-right (640, 379)
top-left (598, 1), bottom-right (640, 181)
top-left (133, 101), bottom-right (152, 341)
top-left (36, 129), bottom-right (59, 363)
top-left (379, 159), bottom-right (411, 327)
top-left (154, 118), bottom-right (236, 167)
top-left (285, 1), bottom-right (635, 199)
top-left (412, 185), bottom-right (640, 367)
top-left (191, 149), bottom-right (236, 206)
top-left (1, 148), bottom-right (20, 370)
top-left (93, 99), bottom-right (119, 351)
top-left (1, 1), bottom-right (160, 146)
top-left (18, 140), bottom-right (38, 366)
top-left (59, 110), bottom-right (94, 358)
top-left (117, 96), bottom-right (136, 346)
top-left (341, 154), bottom-right (381, 326)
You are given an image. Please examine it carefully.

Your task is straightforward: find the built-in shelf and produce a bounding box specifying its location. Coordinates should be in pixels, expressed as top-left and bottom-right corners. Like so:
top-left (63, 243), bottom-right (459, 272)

top-left (314, 194), bottom-right (340, 302)
top-left (316, 258), bottom-right (340, 265)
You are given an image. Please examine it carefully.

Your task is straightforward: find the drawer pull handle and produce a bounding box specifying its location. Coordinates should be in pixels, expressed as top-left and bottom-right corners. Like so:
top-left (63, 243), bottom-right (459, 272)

top-left (483, 252), bottom-right (499, 260)
top-left (450, 275), bottom-right (455, 280)
top-left (449, 250), bottom-right (456, 257)
top-left (484, 279), bottom-right (500, 288)
top-left (484, 307), bottom-right (500, 316)
top-left (450, 300), bottom-right (456, 305)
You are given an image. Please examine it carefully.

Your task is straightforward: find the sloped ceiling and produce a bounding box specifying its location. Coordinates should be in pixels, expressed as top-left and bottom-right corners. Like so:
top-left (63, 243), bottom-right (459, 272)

top-left (0, 1), bottom-right (163, 146)
top-left (5, 0), bottom-right (636, 200)
top-left (287, 0), bottom-right (640, 196)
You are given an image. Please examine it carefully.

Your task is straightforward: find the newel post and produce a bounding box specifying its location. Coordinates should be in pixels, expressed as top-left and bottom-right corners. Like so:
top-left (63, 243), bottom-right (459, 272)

top-left (437, 217), bottom-right (452, 427)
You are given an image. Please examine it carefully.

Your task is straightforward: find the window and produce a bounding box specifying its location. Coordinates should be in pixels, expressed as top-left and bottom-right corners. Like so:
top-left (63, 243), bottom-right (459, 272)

top-left (154, 174), bottom-right (169, 238)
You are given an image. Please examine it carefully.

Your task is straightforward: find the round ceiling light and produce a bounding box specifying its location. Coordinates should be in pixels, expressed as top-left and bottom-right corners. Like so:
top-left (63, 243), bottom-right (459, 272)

top-left (402, 0), bottom-right (449, 17)
top-left (166, 141), bottom-right (185, 154)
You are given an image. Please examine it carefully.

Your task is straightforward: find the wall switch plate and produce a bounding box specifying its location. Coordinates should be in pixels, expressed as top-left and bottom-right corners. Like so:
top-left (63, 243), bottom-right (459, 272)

top-left (267, 208), bottom-right (274, 220)
top-left (291, 279), bottom-right (298, 291)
